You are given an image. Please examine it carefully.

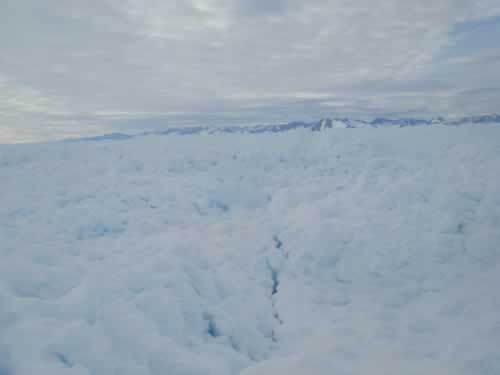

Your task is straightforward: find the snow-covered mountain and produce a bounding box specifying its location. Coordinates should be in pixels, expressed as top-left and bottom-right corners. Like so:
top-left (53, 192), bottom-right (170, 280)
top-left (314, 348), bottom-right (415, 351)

top-left (1, 124), bottom-right (500, 375)
top-left (70, 114), bottom-right (500, 143)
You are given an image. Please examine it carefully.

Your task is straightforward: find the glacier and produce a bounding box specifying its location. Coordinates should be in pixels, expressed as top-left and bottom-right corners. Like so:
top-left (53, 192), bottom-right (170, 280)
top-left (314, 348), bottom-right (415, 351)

top-left (1, 124), bottom-right (500, 374)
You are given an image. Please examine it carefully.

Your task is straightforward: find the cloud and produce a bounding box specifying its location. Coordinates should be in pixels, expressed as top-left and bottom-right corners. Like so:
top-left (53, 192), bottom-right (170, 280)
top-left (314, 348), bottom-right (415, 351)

top-left (237, 0), bottom-right (290, 17)
top-left (1, 0), bottom-right (500, 141)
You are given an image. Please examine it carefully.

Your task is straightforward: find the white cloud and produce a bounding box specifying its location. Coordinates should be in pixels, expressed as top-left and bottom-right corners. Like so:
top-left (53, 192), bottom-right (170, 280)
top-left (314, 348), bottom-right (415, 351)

top-left (1, 0), bottom-right (499, 140)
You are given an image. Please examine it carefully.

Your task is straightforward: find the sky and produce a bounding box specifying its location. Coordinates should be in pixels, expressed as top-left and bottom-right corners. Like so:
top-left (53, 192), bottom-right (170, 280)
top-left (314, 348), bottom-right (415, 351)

top-left (1, 0), bottom-right (500, 142)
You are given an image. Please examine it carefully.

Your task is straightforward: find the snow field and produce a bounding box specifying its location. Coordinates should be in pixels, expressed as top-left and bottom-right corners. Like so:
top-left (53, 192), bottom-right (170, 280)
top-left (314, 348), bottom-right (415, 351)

top-left (1, 125), bottom-right (500, 374)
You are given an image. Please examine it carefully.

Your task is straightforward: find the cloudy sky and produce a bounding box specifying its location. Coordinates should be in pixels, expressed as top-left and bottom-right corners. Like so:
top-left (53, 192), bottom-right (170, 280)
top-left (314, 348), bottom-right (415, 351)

top-left (1, 0), bottom-right (500, 142)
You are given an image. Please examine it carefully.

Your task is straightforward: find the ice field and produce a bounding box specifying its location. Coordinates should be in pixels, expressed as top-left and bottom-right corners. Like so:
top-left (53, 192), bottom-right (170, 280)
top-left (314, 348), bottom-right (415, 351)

top-left (1, 124), bottom-right (500, 374)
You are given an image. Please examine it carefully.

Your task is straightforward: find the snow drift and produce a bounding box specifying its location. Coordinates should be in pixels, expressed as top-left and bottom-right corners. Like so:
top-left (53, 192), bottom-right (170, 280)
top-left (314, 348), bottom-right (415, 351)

top-left (1, 125), bottom-right (499, 374)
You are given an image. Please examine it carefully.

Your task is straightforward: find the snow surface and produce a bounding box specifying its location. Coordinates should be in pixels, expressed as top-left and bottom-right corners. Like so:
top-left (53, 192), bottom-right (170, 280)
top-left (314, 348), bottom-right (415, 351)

top-left (1, 125), bottom-right (500, 375)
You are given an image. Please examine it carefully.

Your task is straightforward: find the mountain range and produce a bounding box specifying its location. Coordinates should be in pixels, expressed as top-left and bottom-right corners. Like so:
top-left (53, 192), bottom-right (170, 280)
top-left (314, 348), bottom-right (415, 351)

top-left (72, 114), bottom-right (500, 142)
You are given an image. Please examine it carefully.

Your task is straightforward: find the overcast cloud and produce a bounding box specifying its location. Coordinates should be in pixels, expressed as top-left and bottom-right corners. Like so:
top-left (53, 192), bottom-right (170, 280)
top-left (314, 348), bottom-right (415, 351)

top-left (1, 0), bottom-right (500, 142)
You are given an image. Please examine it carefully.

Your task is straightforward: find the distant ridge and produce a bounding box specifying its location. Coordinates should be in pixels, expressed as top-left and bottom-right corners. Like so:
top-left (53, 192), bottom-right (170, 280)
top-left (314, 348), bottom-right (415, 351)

top-left (69, 114), bottom-right (500, 142)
